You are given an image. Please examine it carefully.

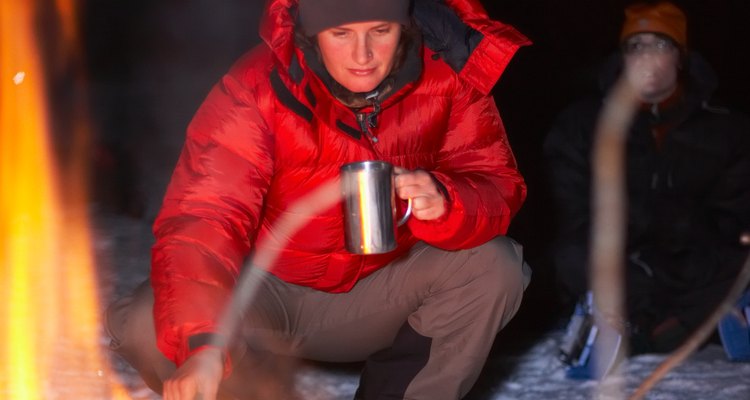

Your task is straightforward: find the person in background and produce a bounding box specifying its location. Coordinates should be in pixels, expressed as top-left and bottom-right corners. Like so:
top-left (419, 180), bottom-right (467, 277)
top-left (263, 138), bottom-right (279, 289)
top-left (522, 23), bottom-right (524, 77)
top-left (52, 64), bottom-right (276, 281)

top-left (545, 0), bottom-right (750, 355)
top-left (105, 0), bottom-right (532, 399)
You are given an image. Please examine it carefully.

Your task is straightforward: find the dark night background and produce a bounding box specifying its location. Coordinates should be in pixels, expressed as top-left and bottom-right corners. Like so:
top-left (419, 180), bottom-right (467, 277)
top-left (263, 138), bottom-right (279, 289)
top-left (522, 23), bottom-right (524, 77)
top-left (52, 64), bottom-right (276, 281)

top-left (77, 0), bottom-right (750, 334)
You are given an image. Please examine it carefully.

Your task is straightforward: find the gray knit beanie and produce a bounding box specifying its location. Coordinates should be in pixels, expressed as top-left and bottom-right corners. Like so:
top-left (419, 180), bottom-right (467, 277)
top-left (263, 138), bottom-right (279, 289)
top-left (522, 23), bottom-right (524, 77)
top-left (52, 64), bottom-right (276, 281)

top-left (298, 0), bottom-right (410, 36)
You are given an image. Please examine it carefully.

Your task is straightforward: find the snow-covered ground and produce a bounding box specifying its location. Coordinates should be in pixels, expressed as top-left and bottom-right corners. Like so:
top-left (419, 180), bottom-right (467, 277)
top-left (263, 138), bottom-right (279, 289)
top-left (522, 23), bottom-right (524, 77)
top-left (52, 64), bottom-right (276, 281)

top-left (96, 212), bottom-right (750, 400)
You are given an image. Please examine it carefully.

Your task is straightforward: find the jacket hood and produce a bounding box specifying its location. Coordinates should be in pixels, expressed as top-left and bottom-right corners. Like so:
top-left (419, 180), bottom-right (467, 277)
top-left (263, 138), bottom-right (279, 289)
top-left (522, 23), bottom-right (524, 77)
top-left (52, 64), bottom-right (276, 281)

top-left (259, 0), bottom-right (531, 96)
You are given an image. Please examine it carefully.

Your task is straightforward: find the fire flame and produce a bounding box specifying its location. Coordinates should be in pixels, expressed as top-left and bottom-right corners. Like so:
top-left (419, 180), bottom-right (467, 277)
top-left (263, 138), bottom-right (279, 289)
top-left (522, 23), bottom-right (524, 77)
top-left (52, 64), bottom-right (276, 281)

top-left (1, 1), bottom-right (131, 398)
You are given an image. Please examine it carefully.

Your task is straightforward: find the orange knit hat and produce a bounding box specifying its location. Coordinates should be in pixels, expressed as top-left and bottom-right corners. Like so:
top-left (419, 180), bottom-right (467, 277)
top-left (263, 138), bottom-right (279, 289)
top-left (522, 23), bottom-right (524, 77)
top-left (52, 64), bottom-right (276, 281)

top-left (620, 2), bottom-right (687, 49)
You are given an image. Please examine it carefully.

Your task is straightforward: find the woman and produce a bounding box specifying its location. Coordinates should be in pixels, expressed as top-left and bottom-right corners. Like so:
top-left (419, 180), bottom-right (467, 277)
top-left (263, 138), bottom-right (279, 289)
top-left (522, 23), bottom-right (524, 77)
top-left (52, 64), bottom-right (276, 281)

top-left (106, 1), bottom-right (531, 399)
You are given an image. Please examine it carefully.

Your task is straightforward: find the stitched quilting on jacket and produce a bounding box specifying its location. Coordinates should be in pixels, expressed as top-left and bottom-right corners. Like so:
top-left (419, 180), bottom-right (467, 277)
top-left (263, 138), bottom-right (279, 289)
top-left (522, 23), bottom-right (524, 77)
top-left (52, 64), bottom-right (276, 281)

top-left (151, 0), bottom-right (530, 366)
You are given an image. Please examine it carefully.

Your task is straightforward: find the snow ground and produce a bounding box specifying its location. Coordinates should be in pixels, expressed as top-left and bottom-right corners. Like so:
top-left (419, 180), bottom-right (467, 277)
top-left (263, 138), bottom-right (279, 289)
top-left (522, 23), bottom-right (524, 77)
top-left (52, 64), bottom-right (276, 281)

top-left (96, 212), bottom-right (750, 400)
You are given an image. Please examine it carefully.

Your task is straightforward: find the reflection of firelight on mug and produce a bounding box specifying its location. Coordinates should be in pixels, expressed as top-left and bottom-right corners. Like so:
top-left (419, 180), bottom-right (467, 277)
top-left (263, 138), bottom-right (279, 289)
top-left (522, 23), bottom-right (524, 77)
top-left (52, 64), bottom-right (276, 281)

top-left (340, 161), bottom-right (411, 254)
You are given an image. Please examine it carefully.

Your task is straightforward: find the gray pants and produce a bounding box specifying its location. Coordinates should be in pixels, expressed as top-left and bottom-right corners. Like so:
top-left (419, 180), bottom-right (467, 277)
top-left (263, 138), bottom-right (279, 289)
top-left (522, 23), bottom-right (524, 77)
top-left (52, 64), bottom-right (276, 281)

top-left (105, 237), bottom-right (531, 399)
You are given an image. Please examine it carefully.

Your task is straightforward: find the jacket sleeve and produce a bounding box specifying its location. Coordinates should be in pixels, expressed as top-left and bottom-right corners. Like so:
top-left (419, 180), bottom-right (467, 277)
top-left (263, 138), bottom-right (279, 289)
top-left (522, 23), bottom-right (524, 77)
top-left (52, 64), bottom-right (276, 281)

top-left (682, 111), bottom-right (750, 281)
top-left (708, 113), bottom-right (750, 241)
top-left (150, 71), bottom-right (273, 369)
top-left (541, 102), bottom-right (596, 297)
top-left (406, 80), bottom-right (526, 249)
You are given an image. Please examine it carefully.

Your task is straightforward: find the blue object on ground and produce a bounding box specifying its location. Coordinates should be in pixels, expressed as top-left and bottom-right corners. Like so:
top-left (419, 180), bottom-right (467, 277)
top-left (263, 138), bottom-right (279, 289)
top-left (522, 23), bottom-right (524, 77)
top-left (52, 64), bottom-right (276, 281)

top-left (718, 289), bottom-right (750, 362)
top-left (559, 292), bottom-right (624, 380)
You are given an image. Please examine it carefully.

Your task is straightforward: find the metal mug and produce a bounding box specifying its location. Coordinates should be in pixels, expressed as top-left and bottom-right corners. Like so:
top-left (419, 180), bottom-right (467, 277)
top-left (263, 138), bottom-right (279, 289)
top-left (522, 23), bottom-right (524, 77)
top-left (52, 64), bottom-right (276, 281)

top-left (340, 160), bottom-right (412, 255)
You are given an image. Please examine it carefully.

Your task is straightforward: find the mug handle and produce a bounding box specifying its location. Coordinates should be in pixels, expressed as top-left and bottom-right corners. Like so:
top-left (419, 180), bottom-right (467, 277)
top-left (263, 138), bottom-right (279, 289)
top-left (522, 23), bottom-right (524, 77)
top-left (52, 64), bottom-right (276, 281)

top-left (397, 198), bottom-right (412, 226)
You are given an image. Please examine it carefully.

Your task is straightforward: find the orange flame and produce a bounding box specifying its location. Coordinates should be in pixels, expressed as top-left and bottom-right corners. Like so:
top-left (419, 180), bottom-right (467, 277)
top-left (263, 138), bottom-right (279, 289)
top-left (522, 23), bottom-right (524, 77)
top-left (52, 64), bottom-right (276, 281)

top-left (1, 1), bottom-right (131, 398)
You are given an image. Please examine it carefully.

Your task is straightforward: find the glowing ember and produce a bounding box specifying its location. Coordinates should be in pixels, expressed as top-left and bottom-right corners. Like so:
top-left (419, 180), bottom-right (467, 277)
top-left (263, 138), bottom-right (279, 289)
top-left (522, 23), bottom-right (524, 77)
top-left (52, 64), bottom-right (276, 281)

top-left (13, 71), bottom-right (26, 85)
top-left (0, 1), bottom-right (131, 398)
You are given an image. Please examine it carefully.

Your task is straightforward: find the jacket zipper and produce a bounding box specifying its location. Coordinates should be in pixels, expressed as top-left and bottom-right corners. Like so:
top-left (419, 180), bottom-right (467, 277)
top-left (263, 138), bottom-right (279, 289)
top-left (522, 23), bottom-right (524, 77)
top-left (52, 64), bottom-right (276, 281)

top-left (356, 91), bottom-right (382, 145)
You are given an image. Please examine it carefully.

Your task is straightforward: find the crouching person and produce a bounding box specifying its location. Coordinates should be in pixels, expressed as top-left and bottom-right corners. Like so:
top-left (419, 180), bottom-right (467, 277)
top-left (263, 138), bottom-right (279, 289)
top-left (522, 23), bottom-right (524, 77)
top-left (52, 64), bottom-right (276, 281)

top-left (105, 0), bottom-right (532, 398)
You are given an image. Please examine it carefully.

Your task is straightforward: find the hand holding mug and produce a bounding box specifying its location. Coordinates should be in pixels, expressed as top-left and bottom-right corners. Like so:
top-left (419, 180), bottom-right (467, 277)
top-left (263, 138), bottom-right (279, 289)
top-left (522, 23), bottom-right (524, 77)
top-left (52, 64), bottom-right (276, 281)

top-left (393, 167), bottom-right (447, 221)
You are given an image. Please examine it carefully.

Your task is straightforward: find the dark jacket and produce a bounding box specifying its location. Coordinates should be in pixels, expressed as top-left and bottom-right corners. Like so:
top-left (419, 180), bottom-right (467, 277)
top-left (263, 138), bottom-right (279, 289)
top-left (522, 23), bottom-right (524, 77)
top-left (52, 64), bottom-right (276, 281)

top-left (544, 53), bottom-right (750, 328)
top-left (151, 0), bottom-right (530, 367)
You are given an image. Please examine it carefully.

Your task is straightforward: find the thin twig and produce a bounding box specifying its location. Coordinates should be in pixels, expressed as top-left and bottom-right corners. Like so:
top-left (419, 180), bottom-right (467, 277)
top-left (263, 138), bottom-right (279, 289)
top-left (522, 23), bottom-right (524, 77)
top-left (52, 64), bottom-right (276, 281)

top-left (205, 179), bottom-right (342, 399)
top-left (590, 77), bottom-right (639, 398)
top-left (629, 250), bottom-right (750, 400)
top-left (215, 179), bottom-right (342, 343)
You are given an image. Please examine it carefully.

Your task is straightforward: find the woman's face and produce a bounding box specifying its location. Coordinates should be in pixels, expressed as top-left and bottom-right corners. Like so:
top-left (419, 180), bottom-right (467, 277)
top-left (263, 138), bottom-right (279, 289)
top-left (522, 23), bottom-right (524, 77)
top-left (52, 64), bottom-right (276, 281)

top-left (317, 21), bottom-right (402, 93)
top-left (623, 33), bottom-right (681, 103)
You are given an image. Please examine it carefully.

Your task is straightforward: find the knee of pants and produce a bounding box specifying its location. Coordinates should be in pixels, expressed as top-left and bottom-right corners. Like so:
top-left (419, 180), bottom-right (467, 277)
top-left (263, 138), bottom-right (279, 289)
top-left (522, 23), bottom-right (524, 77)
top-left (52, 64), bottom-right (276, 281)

top-left (450, 237), bottom-right (531, 326)
top-left (104, 281), bottom-right (155, 352)
top-left (104, 282), bottom-right (175, 394)
top-left (466, 236), bottom-right (531, 302)
top-left (412, 237), bottom-right (532, 335)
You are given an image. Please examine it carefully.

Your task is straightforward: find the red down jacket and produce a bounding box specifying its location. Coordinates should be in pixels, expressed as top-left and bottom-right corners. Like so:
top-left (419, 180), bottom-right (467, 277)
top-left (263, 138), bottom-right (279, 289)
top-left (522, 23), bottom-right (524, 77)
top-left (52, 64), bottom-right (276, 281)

top-left (151, 0), bottom-right (530, 367)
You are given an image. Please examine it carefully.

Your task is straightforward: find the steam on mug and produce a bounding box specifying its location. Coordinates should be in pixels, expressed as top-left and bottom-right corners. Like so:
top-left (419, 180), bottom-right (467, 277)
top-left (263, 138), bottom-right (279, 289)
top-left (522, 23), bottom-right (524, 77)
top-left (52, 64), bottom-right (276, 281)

top-left (340, 160), bottom-right (411, 255)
